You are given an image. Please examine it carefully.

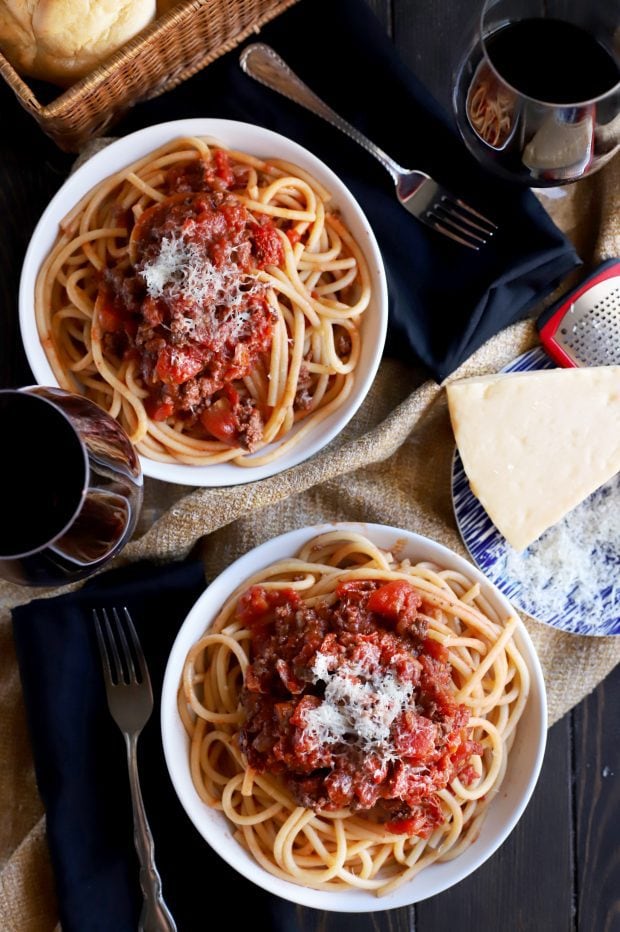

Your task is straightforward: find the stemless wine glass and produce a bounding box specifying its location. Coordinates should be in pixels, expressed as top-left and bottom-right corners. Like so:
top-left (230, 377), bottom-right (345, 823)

top-left (0, 386), bottom-right (143, 587)
top-left (453, 0), bottom-right (620, 185)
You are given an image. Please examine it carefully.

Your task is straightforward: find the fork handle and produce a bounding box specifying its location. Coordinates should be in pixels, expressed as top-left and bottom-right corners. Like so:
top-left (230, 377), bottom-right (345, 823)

top-left (240, 43), bottom-right (408, 186)
top-left (126, 734), bottom-right (177, 932)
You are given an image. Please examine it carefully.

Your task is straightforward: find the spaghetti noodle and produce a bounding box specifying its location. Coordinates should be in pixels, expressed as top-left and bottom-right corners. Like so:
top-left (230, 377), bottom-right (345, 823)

top-left (468, 62), bottom-right (516, 148)
top-left (180, 530), bottom-right (529, 895)
top-left (35, 136), bottom-right (371, 467)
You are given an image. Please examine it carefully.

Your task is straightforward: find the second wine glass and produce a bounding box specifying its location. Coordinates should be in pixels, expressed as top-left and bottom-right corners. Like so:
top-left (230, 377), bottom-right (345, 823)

top-left (453, 0), bottom-right (620, 185)
top-left (0, 386), bottom-right (143, 587)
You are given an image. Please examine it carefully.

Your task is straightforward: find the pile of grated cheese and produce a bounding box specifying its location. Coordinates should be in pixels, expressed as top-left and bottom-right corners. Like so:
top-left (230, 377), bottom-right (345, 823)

top-left (500, 478), bottom-right (619, 620)
top-left (139, 233), bottom-right (261, 339)
top-left (301, 649), bottom-right (414, 760)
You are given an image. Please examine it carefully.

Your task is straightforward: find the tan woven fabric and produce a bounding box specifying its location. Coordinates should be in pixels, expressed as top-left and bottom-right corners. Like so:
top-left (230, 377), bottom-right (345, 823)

top-left (0, 153), bottom-right (618, 928)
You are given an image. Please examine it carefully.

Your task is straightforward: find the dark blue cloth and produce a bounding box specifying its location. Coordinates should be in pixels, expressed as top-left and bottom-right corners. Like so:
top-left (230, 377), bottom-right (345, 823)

top-left (117, 0), bottom-right (580, 382)
top-left (11, 559), bottom-right (295, 932)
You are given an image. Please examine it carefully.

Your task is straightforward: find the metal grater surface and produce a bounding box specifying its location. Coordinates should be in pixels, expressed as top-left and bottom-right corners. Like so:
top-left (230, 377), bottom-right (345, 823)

top-left (555, 278), bottom-right (620, 366)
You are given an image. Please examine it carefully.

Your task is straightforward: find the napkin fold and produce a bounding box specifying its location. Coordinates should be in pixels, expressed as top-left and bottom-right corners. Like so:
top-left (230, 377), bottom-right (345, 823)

top-left (11, 560), bottom-right (294, 932)
top-left (117, 0), bottom-right (580, 381)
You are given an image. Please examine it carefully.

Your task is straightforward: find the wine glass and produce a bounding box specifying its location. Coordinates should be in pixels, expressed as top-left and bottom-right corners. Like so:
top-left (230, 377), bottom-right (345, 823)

top-left (0, 386), bottom-right (143, 587)
top-left (453, 0), bottom-right (620, 185)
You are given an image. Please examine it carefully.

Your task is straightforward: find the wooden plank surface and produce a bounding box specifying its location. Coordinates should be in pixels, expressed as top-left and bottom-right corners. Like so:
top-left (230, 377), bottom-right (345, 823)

top-left (574, 667), bottom-right (620, 932)
top-left (0, 99), bottom-right (71, 387)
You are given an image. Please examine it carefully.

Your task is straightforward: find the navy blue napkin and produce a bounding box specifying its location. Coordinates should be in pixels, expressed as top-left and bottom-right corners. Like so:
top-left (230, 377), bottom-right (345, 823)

top-left (11, 559), bottom-right (298, 932)
top-left (116, 0), bottom-right (580, 382)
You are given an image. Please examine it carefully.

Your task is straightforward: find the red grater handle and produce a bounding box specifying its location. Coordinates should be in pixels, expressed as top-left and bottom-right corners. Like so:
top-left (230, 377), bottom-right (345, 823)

top-left (538, 258), bottom-right (620, 367)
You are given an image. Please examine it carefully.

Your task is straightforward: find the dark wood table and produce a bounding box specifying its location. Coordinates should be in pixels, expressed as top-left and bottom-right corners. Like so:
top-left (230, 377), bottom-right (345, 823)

top-left (1, 1), bottom-right (618, 930)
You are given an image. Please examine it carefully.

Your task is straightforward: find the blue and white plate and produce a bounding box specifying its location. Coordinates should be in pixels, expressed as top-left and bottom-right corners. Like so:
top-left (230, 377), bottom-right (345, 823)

top-left (452, 346), bottom-right (620, 636)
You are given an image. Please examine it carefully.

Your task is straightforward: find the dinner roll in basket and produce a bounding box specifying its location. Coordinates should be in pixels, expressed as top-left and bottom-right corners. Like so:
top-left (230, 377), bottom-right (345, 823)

top-left (0, 0), bottom-right (156, 85)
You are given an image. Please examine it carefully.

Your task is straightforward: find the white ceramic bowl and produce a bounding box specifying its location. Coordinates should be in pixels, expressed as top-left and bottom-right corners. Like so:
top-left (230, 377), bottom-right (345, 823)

top-left (19, 119), bottom-right (388, 487)
top-left (161, 522), bottom-right (547, 911)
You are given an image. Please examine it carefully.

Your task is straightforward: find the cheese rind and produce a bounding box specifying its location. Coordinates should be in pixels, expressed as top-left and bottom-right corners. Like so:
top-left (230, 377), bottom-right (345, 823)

top-left (446, 366), bottom-right (620, 551)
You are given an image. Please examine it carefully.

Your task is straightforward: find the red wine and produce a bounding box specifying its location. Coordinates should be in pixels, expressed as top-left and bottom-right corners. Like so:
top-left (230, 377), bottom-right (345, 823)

top-left (0, 393), bottom-right (86, 556)
top-left (484, 19), bottom-right (619, 104)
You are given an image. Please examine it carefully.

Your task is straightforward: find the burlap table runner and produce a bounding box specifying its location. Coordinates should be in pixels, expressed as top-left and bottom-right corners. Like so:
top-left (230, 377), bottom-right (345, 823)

top-left (1, 155), bottom-right (618, 930)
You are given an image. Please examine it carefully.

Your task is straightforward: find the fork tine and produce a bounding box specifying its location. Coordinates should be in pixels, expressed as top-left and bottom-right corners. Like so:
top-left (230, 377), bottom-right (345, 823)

top-left (100, 607), bottom-right (125, 684)
top-left (427, 217), bottom-right (481, 250)
top-left (122, 606), bottom-right (148, 685)
top-left (453, 197), bottom-right (498, 231)
top-left (439, 200), bottom-right (496, 237)
top-left (434, 200), bottom-right (492, 241)
top-left (93, 609), bottom-right (115, 682)
top-left (430, 210), bottom-right (488, 246)
top-left (437, 209), bottom-right (488, 246)
top-left (112, 607), bottom-right (137, 684)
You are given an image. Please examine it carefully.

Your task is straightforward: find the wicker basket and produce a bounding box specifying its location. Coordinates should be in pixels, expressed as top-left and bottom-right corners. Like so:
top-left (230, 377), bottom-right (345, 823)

top-left (0, 0), bottom-right (298, 152)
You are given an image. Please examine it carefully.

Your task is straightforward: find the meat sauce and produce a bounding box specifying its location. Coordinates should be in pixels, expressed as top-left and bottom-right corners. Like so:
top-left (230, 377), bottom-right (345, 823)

top-left (239, 579), bottom-right (482, 837)
top-left (97, 151), bottom-right (284, 450)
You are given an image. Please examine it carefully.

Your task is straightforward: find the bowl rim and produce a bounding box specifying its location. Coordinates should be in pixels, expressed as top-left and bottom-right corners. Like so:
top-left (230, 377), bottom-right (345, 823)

top-left (160, 521), bottom-right (548, 912)
top-left (19, 118), bottom-right (388, 488)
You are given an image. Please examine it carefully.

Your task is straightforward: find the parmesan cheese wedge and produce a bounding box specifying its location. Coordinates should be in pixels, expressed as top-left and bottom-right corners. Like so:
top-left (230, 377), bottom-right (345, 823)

top-left (446, 366), bottom-right (620, 551)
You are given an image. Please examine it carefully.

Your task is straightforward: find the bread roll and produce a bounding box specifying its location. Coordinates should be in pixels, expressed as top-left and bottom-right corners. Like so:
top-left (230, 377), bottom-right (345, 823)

top-left (0, 0), bottom-right (157, 86)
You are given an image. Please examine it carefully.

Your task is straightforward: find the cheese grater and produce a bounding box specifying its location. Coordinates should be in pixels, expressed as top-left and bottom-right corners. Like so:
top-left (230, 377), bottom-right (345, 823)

top-left (537, 258), bottom-right (620, 367)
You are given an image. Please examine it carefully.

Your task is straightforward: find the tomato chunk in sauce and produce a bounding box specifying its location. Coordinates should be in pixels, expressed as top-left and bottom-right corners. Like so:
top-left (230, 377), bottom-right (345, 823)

top-left (239, 579), bottom-right (482, 836)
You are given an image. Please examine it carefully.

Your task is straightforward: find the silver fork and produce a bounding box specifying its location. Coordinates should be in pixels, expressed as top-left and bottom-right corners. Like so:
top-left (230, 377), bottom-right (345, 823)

top-left (93, 607), bottom-right (177, 932)
top-left (240, 43), bottom-right (496, 250)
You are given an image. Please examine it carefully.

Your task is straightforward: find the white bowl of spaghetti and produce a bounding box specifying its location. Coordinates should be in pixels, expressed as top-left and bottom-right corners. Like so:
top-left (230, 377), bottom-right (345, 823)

top-left (19, 120), bottom-right (387, 486)
top-left (161, 523), bottom-right (546, 910)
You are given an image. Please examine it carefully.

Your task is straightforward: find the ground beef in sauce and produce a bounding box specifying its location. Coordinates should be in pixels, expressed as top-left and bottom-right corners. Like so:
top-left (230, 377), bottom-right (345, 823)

top-left (238, 580), bottom-right (482, 836)
top-left (293, 364), bottom-right (313, 410)
top-left (231, 398), bottom-right (264, 451)
top-left (95, 153), bottom-right (284, 448)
